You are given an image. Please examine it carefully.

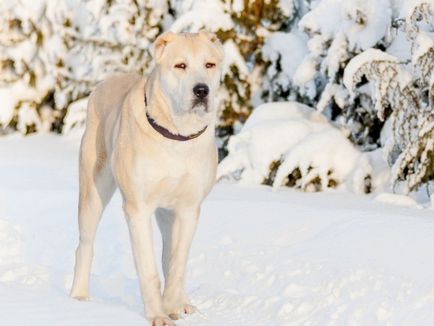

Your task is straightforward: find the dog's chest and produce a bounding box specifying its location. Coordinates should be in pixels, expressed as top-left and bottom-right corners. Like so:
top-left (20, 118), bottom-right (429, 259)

top-left (153, 173), bottom-right (198, 207)
top-left (134, 150), bottom-right (213, 208)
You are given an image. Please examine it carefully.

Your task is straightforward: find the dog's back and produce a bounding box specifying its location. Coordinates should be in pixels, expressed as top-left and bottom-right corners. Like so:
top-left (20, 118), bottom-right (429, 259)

top-left (87, 73), bottom-right (141, 128)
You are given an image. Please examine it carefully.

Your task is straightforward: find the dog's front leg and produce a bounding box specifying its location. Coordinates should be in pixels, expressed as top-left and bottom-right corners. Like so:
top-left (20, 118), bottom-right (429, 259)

top-left (162, 205), bottom-right (199, 320)
top-left (124, 202), bottom-right (173, 326)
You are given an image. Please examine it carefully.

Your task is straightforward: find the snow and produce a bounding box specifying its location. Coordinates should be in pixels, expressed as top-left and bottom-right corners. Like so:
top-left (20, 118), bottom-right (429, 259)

top-left (221, 40), bottom-right (249, 77)
top-left (299, 0), bottom-right (391, 51)
top-left (374, 192), bottom-right (420, 207)
top-left (342, 0), bottom-right (392, 51)
top-left (0, 82), bottom-right (51, 129)
top-left (1, 135), bottom-right (434, 325)
top-left (218, 102), bottom-right (372, 193)
top-left (317, 83), bottom-right (349, 112)
top-left (273, 128), bottom-right (372, 193)
top-left (169, 0), bottom-right (233, 33)
top-left (278, 0), bottom-right (297, 17)
top-left (412, 31), bottom-right (434, 64)
top-left (262, 31), bottom-right (308, 86)
top-left (0, 87), bottom-right (17, 126)
top-left (62, 98), bottom-right (89, 134)
top-left (293, 57), bottom-right (316, 87)
top-left (386, 32), bottom-right (412, 61)
top-left (343, 48), bottom-right (399, 95)
top-left (16, 103), bottom-right (41, 134)
top-left (322, 32), bottom-right (348, 79)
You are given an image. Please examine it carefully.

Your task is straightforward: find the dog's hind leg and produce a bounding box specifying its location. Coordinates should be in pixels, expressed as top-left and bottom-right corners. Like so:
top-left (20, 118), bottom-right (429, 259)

top-left (70, 117), bottom-right (115, 300)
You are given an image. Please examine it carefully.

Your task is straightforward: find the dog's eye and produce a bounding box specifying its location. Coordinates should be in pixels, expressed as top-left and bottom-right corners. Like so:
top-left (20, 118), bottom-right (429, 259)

top-left (205, 62), bottom-right (216, 69)
top-left (174, 63), bottom-right (187, 69)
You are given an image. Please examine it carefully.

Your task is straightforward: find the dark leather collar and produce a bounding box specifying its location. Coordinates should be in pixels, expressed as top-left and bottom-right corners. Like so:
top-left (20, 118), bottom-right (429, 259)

top-left (144, 93), bottom-right (207, 141)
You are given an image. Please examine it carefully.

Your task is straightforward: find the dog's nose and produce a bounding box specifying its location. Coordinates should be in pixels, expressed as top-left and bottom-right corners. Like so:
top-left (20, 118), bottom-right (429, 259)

top-left (193, 84), bottom-right (209, 99)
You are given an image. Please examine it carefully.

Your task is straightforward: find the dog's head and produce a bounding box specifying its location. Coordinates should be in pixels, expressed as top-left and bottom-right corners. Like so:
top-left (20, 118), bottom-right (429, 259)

top-left (152, 31), bottom-right (224, 133)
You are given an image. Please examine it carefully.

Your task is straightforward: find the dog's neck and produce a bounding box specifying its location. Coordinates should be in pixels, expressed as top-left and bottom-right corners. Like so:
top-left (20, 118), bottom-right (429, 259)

top-left (144, 93), bottom-right (207, 141)
top-left (144, 72), bottom-right (213, 139)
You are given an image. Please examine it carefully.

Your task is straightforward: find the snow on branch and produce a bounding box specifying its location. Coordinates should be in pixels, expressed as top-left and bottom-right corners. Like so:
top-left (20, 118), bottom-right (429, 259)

top-left (343, 49), bottom-right (417, 123)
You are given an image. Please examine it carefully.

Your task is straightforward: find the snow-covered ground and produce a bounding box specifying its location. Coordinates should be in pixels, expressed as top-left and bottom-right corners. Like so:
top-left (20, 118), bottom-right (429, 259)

top-left (1, 134), bottom-right (434, 325)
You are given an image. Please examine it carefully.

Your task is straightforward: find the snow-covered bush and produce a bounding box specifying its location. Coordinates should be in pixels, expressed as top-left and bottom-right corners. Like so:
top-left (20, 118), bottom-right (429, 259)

top-left (218, 102), bottom-right (372, 193)
top-left (343, 0), bottom-right (434, 193)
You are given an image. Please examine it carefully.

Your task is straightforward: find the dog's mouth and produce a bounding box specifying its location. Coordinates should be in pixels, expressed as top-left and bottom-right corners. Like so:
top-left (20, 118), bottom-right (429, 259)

top-left (191, 98), bottom-right (208, 114)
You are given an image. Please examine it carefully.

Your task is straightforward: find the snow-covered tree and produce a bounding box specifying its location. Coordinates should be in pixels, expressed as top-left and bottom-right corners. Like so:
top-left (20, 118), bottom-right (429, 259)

top-left (218, 0), bottom-right (434, 194)
top-left (0, 0), bottom-right (168, 134)
top-left (260, 0), bottom-right (313, 103)
top-left (343, 0), bottom-right (434, 192)
top-left (0, 0), bottom-right (60, 134)
top-left (53, 0), bottom-right (168, 132)
top-left (295, 0), bottom-right (394, 150)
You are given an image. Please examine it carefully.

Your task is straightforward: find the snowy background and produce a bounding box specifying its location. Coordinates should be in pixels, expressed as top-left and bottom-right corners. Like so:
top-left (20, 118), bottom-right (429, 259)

top-left (1, 0), bottom-right (434, 325)
top-left (1, 0), bottom-right (433, 195)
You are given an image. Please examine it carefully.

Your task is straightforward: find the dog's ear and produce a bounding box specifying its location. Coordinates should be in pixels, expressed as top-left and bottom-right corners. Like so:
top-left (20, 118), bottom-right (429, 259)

top-left (154, 31), bottom-right (176, 62)
top-left (198, 31), bottom-right (224, 62)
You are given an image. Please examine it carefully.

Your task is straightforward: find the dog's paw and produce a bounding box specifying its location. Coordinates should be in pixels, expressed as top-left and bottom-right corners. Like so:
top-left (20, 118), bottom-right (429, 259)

top-left (182, 303), bottom-right (196, 314)
top-left (167, 303), bottom-right (196, 320)
top-left (70, 289), bottom-right (89, 301)
top-left (151, 316), bottom-right (174, 326)
top-left (71, 295), bottom-right (89, 301)
top-left (70, 284), bottom-right (90, 301)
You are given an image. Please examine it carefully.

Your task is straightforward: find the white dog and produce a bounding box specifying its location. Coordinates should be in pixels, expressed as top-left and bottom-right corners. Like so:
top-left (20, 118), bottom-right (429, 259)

top-left (70, 31), bottom-right (224, 326)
